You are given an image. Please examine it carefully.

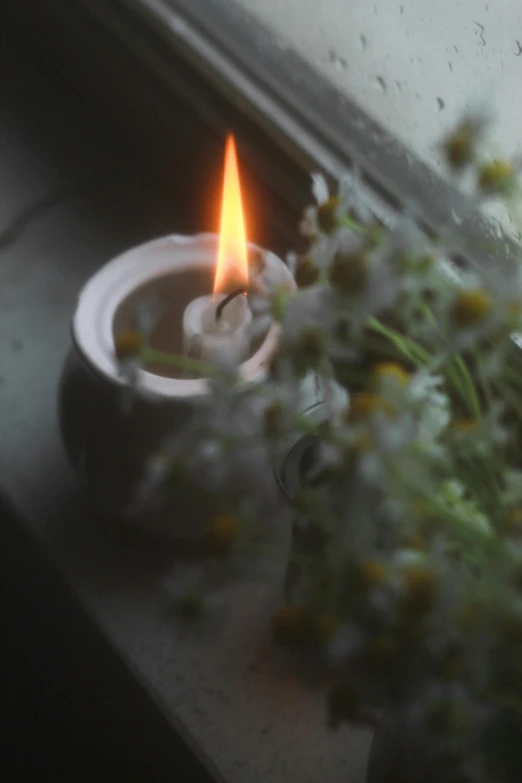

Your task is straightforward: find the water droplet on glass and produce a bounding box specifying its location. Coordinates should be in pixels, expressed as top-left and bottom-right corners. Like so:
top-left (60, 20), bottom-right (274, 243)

top-left (359, 34), bottom-right (368, 50)
top-left (395, 81), bottom-right (403, 93)
top-left (437, 97), bottom-right (445, 111)
top-left (329, 49), bottom-right (348, 70)
top-left (449, 62), bottom-right (453, 72)
top-left (473, 21), bottom-right (486, 47)
top-left (373, 76), bottom-right (387, 93)
top-left (453, 45), bottom-right (458, 53)
top-left (400, 5), bottom-right (404, 14)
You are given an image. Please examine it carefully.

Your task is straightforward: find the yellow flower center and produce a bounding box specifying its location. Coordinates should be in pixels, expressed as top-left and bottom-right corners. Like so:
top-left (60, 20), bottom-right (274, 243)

top-left (478, 159), bottom-right (514, 194)
top-left (507, 299), bottom-right (522, 326)
top-left (309, 613), bottom-right (342, 642)
top-left (451, 288), bottom-right (492, 329)
top-left (317, 196), bottom-right (340, 234)
top-left (350, 433), bottom-right (373, 452)
top-left (372, 362), bottom-right (410, 387)
top-left (114, 329), bottom-right (142, 361)
top-left (450, 418), bottom-right (479, 433)
top-left (273, 604), bottom-right (308, 641)
top-left (329, 250), bottom-right (368, 295)
top-left (367, 634), bottom-right (398, 663)
top-left (459, 602), bottom-right (480, 632)
top-left (295, 255), bottom-right (320, 288)
top-left (298, 326), bottom-right (325, 363)
top-left (402, 566), bottom-right (436, 614)
top-left (203, 513), bottom-right (241, 556)
top-left (440, 651), bottom-right (465, 682)
top-left (346, 392), bottom-right (392, 422)
top-left (358, 561), bottom-right (388, 588)
top-left (444, 125), bottom-right (475, 170)
top-left (263, 402), bottom-right (286, 438)
top-left (503, 508), bottom-right (522, 535)
top-left (401, 532), bottom-right (426, 551)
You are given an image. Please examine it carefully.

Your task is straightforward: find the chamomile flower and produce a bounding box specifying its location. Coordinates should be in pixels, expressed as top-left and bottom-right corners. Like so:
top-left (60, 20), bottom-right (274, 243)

top-left (128, 117), bottom-right (522, 779)
top-left (299, 173), bottom-right (343, 238)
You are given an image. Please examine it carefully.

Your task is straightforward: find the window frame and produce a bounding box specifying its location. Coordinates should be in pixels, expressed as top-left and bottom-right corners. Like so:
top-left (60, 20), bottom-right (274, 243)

top-left (98, 0), bottom-right (519, 270)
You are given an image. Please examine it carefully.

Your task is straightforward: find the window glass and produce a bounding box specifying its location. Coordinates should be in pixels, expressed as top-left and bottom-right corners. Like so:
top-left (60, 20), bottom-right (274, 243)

top-left (233, 0), bottom-right (520, 174)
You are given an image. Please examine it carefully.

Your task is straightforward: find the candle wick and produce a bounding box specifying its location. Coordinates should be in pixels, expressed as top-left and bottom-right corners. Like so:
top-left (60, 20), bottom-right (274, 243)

top-left (215, 288), bottom-right (248, 321)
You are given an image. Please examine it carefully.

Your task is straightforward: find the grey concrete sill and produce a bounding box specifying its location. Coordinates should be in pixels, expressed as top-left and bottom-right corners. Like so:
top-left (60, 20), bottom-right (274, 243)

top-left (0, 34), bottom-right (370, 783)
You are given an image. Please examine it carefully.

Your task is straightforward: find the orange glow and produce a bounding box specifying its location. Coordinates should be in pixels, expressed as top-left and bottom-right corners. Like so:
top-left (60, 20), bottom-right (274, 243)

top-left (214, 135), bottom-right (249, 294)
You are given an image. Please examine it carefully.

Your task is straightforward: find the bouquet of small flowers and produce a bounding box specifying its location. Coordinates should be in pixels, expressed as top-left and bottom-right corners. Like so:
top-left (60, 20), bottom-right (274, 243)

top-left (124, 115), bottom-right (522, 782)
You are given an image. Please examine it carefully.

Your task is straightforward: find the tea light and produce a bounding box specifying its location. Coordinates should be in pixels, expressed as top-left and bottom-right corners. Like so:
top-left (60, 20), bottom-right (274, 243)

top-left (58, 135), bottom-right (300, 538)
top-left (182, 290), bottom-right (252, 365)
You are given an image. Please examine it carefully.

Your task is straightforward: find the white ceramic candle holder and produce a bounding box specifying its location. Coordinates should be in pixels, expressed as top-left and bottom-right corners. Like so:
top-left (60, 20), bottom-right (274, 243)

top-left (59, 233), bottom-right (295, 540)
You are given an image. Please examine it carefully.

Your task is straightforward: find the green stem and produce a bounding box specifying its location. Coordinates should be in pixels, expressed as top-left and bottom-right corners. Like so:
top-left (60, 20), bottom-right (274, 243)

top-left (141, 348), bottom-right (215, 377)
top-left (418, 302), bottom-right (481, 417)
top-left (452, 354), bottom-right (482, 419)
top-left (366, 317), bottom-right (430, 366)
top-left (340, 215), bottom-right (366, 233)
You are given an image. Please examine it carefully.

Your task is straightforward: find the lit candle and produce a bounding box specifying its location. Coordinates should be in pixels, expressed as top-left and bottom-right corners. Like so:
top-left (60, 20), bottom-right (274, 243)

top-left (183, 289), bottom-right (252, 364)
top-left (182, 134), bottom-right (253, 366)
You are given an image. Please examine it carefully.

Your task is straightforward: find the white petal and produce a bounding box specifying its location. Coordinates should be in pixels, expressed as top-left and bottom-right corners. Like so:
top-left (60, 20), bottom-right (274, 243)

top-left (299, 207), bottom-right (319, 238)
top-left (286, 251), bottom-right (298, 275)
top-left (311, 172), bottom-right (330, 204)
top-left (321, 378), bottom-right (350, 417)
top-left (338, 165), bottom-right (373, 222)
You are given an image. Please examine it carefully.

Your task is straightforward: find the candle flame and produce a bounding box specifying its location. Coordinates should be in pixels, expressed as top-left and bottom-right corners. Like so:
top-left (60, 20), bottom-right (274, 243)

top-left (214, 135), bottom-right (249, 294)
